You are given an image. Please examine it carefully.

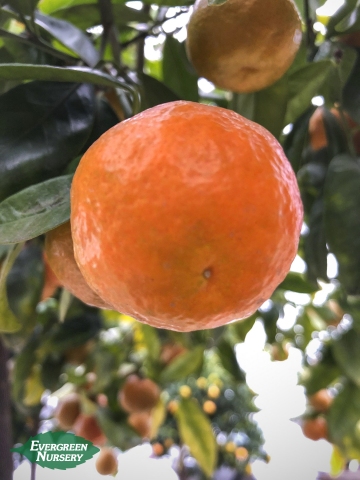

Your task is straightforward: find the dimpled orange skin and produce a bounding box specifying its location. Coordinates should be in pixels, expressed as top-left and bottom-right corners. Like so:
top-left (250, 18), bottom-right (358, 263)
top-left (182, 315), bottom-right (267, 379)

top-left (45, 222), bottom-right (110, 309)
top-left (186, 0), bottom-right (302, 93)
top-left (71, 101), bottom-right (303, 332)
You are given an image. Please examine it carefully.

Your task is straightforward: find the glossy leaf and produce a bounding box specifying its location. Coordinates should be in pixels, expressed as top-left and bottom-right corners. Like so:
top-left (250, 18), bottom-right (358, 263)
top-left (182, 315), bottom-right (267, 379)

top-left (0, 175), bottom-right (72, 245)
top-left (332, 329), bottom-right (360, 386)
top-left (0, 64), bottom-right (139, 100)
top-left (327, 381), bottom-right (360, 458)
top-left (163, 36), bottom-right (198, 102)
top-left (160, 345), bottom-right (204, 383)
top-left (343, 53), bottom-right (360, 124)
top-left (324, 155), bottom-right (360, 294)
top-left (304, 199), bottom-right (328, 283)
top-left (35, 11), bottom-right (100, 67)
top-left (326, 0), bottom-right (358, 38)
top-left (285, 61), bottom-right (332, 125)
top-left (0, 80), bottom-right (93, 202)
top-left (217, 338), bottom-right (245, 382)
top-left (5, 0), bottom-right (39, 16)
top-left (140, 73), bottom-right (179, 110)
top-left (175, 398), bottom-right (217, 477)
top-left (0, 243), bottom-right (22, 333)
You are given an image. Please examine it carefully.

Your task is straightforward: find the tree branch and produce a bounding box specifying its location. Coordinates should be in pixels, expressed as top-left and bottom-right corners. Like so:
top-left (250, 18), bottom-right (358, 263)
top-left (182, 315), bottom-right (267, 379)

top-left (98, 0), bottom-right (121, 66)
top-left (0, 336), bottom-right (13, 480)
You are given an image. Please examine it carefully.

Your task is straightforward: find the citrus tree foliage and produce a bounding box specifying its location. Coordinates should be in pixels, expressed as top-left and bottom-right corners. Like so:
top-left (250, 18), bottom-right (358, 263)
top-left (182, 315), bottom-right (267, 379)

top-left (1, 0), bottom-right (360, 477)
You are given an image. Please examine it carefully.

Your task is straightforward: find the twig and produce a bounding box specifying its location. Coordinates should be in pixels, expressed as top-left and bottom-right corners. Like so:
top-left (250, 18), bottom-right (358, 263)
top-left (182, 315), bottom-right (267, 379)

top-left (303, 0), bottom-right (316, 60)
top-left (136, 5), bottom-right (151, 73)
top-left (98, 0), bottom-right (121, 66)
top-left (0, 337), bottom-right (13, 480)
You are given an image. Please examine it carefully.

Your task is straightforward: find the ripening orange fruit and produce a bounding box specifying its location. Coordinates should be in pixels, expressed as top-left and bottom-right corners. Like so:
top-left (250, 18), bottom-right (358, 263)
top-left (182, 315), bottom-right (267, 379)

top-left (73, 414), bottom-right (106, 445)
top-left (71, 101), bottom-right (303, 332)
top-left (203, 400), bottom-right (217, 415)
top-left (54, 393), bottom-right (81, 430)
top-left (302, 417), bottom-right (328, 441)
top-left (186, 0), bottom-right (302, 93)
top-left (308, 389), bottom-right (333, 413)
top-left (45, 222), bottom-right (110, 309)
top-left (95, 447), bottom-right (118, 476)
top-left (127, 411), bottom-right (152, 438)
top-left (118, 375), bottom-right (160, 413)
top-left (41, 253), bottom-right (61, 300)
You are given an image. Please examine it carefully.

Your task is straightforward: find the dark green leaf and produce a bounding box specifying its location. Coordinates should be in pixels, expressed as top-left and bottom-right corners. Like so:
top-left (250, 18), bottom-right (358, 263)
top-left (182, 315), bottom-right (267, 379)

top-left (324, 155), bottom-right (360, 294)
top-left (140, 324), bottom-right (161, 361)
top-left (96, 408), bottom-right (139, 450)
top-left (0, 80), bottom-right (94, 202)
top-left (304, 199), bottom-right (328, 282)
top-left (163, 36), bottom-right (198, 102)
top-left (35, 11), bottom-right (100, 67)
top-left (140, 73), bottom-right (179, 110)
top-left (160, 345), bottom-right (204, 383)
top-left (82, 97), bottom-right (119, 152)
top-left (0, 64), bottom-right (138, 100)
top-left (332, 329), bottom-right (360, 386)
top-left (335, 7), bottom-right (360, 34)
top-left (12, 330), bottom-right (40, 404)
top-left (4, 0), bottom-right (39, 16)
top-left (300, 361), bottom-right (341, 396)
top-left (327, 381), bottom-right (360, 458)
top-left (0, 243), bottom-right (22, 332)
top-left (228, 314), bottom-right (256, 343)
top-left (283, 107), bottom-right (315, 173)
top-left (0, 175), bottom-right (72, 245)
top-left (7, 243), bottom-right (43, 327)
top-left (41, 2), bottom-right (151, 30)
top-left (286, 61), bottom-right (333, 125)
top-left (217, 339), bottom-right (245, 382)
top-left (343, 51), bottom-right (360, 124)
top-left (175, 398), bottom-right (217, 477)
top-left (277, 271), bottom-right (318, 294)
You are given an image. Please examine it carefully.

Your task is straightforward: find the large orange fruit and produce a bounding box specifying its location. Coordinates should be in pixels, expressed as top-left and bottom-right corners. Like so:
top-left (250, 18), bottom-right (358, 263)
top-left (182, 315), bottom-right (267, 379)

top-left (186, 0), bottom-right (302, 93)
top-left (45, 222), bottom-right (110, 309)
top-left (118, 375), bottom-right (160, 413)
top-left (71, 101), bottom-right (303, 332)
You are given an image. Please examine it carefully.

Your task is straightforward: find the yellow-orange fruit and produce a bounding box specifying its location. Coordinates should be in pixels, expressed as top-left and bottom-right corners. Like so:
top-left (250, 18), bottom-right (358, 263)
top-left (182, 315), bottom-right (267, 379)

top-left (55, 393), bottom-right (81, 430)
top-left (118, 375), bottom-right (160, 413)
top-left (186, 0), bottom-right (302, 93)
top-left (45, 222), bottom-right (110, 309)
top-left (309, 389), bottom-right (333, 413)
top-left (71, 101), bottom-right (303, 332)
top-left (235, 446), bottom-right (249, 461)
top-left (152, 443), bottom-right (164, 456)
top-left (203, 400), bottom-right (217, 415)
top-left (95, 447), bottom-right (118, 476)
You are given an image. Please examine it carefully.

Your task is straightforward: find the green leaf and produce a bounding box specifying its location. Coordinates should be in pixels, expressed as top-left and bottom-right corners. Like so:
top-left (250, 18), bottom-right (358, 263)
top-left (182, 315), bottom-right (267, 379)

top-left (11, 431), bottom-right (100, 468)
top-left (283, 107), bottom-right (315, 173)
top-left (332, 329), bottom-right (360, 386)
top-left (0, 80), bottom-right (94, 202)
top-left (285, 61), bottom-right (333, 125)
top-left (304, 199), bottom-right (328, 283)
top-left (300, 361), bottom-right (340, 396)
top-left (139, 323), bottom-right (161, 361)
top-left (0, 64), bottom-right (139, 103)
top-left (5, 0), bottom-right (39, 16)
top-left (175, 398), bottom-right (217, 477)
top-left (7, 243), bottom-right (44, 327)
top-left (228, 314), bottom-right (257, 343)
top-left (217, 339), bottom-right (245, 381)
top-left (160, 345), bottom-right (204, 383)
top-left (277, 271), bottom-right (318, 294)
top-left (343, 52), bottom-right (360, 124)
top-left (324, 155), bottom-right (360, 294)
top-left (96, 408), bottom-right (139, 450)
top-left (0, 243), bottom-right (22, 332)
top-left (12, 330), bottom-right (40, 404)
top-left (35, 12), bottom-right (99, 67)
top-left (327, 381), bottom-right (360, 459)
top-left (0, 175), bottom-right (72, 245)
top-left (163, 36), bottom-right (198, 102)
top-left (140, 73), bottom-right (179, 110)
top-left (330, 446), bottom-right (347, 477)
top-left (326, 0), bottom-right (358, 38)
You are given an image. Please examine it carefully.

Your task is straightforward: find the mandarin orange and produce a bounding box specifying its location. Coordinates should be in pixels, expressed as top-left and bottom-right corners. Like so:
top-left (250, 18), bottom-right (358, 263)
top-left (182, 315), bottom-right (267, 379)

top-left (45, 222), bottom-right (110, 309)
top-left (71, 101), bottom-right (303, 332)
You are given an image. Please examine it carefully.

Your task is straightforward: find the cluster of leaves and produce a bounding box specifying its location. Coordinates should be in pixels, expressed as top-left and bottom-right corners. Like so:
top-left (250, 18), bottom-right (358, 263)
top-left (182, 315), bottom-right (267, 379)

top-left (1, 0), bottom-right (360, 477)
